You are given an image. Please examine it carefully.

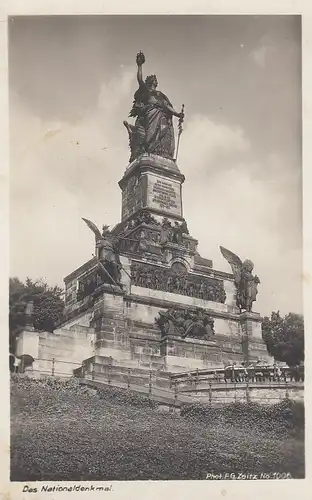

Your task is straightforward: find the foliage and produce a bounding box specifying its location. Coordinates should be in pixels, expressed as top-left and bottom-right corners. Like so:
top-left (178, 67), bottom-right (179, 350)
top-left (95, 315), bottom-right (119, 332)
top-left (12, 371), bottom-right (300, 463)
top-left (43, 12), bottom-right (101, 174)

top-left (11, 376), bottom-right (304, 481)
top-left (97, 385), bottom-right (158, 409)
top-left (181, 400), bottom-right (304, 432)
top-left (262, 311), bottom-right (304, 366)
top-left (9, 277), bottom-right (64, 349)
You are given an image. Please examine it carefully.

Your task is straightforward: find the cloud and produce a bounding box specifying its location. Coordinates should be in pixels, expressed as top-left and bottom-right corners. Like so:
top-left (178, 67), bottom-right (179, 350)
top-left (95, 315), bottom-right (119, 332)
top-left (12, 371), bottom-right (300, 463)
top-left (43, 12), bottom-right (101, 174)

top-left (10, 68), bottom-right (135, 284)
top-left (251, 45), bottom-right (268, 68)
top-left (178, 115), bottom-right (302, 315)
top-left (180, 114), bottom-right (249, 177)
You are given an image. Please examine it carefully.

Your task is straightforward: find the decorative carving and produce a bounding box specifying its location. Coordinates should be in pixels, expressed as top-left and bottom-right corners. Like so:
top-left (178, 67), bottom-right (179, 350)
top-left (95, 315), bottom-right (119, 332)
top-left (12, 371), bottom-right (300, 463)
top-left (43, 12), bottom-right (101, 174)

top-left (155, 307), bottom-right (215, 340)
top-left (123, 51), bottom-right (184, 162)
top-left (131, 262), bottom-right (226, 303)
top-left (82, 218), bottom-right (123, 286)
top-left (171, 222), bottom-right (184, 244)
top-left (170, 262), bottom-right (187, 275)
top-left (159, 217), bottom-right (191, 247)
top-left (117, 214), bottom-right (194, 255)
top-left (117, 226), bottom-right (163, 256)
top-left (160, 218), bottom-right (172, 244)
top-left (220, 246), bottom-right (260, 312)
top-left (124, 210), bottom-right (160, 231)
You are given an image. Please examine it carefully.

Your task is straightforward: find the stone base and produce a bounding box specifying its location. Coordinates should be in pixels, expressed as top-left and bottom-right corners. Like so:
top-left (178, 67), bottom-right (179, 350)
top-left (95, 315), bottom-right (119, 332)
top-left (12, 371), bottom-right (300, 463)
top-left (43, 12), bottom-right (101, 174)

top-left (239, 312), bottom-right (273, 364)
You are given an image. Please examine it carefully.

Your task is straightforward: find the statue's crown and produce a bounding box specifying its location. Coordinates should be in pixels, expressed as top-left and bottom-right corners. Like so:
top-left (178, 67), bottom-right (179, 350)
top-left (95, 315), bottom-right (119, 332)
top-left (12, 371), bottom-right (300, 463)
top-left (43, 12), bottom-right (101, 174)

top-left (145, 74), bottom-right (157, 85)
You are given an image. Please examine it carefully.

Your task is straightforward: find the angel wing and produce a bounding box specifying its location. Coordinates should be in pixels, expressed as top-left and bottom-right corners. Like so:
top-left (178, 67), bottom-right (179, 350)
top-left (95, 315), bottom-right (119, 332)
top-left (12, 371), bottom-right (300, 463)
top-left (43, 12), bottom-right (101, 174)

top-left (82, 218), bottom-right (102, 241)
top-left (220, 246), bottom-right (243, 287)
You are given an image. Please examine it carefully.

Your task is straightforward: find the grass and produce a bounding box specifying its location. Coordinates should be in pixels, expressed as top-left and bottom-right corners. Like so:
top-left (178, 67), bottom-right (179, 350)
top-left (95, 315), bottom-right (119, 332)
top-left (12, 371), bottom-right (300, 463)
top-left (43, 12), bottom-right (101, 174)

top-left (10, 376), bottom-right (304, 481)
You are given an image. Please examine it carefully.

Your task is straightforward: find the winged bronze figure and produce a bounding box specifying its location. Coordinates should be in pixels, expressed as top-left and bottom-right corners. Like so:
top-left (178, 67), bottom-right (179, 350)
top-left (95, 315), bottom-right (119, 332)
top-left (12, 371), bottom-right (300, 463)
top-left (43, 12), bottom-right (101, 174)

top-left (220, 246), bottom-right (260, 312)
top-left (82, 218), bottom-right (122, 286)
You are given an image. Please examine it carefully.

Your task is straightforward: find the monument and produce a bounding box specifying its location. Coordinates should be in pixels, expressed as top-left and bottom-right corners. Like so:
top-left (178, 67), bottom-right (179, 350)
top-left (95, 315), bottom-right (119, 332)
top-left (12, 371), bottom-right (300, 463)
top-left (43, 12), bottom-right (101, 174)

top-left (16, 52), bottom-right (272, 377)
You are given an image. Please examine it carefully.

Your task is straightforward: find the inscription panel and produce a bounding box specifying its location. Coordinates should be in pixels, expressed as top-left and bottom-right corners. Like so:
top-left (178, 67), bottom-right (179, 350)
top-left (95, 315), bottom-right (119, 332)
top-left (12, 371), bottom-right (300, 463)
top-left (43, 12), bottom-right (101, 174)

top-left (146, 173), bottom-right (182, 216)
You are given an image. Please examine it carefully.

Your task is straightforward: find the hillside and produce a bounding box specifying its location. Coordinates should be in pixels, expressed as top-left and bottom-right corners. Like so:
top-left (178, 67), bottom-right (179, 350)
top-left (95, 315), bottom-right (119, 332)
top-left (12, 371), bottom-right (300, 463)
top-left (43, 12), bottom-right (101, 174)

top-left (10, 376), bottom-right (304, 481)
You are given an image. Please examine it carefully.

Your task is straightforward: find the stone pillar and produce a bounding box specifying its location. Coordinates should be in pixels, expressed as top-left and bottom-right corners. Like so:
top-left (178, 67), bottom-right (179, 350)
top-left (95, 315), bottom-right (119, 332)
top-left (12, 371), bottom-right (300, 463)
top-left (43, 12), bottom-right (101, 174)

top-left (120, 254), bottom-right (132, 294)
top-left (15, 329), bottom-right (41, 376)
top-left (239, 312), bottom-right (273, 364)
top-left (15, 329), bottom-right (39, 359)
top-left (94, 287), bottom-right (131, 361)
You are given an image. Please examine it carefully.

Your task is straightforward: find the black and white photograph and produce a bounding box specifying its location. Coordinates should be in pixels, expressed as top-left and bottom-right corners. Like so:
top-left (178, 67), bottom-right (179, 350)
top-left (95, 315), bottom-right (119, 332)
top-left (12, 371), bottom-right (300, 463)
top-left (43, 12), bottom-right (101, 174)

top-left (7, 12), bottom-right (306, 488)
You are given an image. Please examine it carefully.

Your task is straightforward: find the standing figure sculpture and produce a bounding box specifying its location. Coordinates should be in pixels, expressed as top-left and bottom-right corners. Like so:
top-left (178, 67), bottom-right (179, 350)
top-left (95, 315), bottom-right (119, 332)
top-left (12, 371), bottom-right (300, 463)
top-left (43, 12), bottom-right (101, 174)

top-left (123, 51), bottom-right (184, 162)
top-left (25, 300), bottom-right (35, 330)
top-left (220, 246), bottom-right (260, 312)
top-left (82, 218), bottom-right (122, 286)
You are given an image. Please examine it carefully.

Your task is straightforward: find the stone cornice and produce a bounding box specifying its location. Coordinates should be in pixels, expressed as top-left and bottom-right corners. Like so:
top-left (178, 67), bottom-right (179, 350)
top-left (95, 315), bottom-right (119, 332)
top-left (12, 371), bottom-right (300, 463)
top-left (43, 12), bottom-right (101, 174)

top-left (119, 154), bottom-right (185, 189)
top-left (239, 311), bottom-right (262, 323)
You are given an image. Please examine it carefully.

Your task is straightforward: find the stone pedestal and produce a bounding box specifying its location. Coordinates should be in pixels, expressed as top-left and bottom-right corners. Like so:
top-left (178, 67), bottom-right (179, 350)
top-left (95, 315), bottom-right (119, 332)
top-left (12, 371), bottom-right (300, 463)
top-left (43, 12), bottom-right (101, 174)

top-left (56, 150), bottom-right (273, 379)
top-left (239, 312), bottom-right (273, 364)
top-left (15, 329), bottom-right (39, 359)
top-left (161, 335), bottom-right (224, 372)
top-left (118, 154), bottom-right (185, 224)
top-left (93, 287), bottom-right (131, 362)
top-left (15, 329), bottom-right (41, 375)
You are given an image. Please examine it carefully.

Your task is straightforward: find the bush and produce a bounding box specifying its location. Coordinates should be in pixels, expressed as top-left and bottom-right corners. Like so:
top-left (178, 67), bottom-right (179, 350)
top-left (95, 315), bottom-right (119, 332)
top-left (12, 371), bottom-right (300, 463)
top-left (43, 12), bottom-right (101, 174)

top-left (181, 399), bottom-right (304, 432)
top-left (10, 375), bottom-right (157, 409)
top-left (97, 385), bottom-right (158, 409)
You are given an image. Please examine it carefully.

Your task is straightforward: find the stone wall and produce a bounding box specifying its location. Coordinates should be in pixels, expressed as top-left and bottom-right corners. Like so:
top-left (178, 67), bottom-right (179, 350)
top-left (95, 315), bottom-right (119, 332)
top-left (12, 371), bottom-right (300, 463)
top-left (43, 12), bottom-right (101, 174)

top-left (16, 325), bottom-right (96, 378)
top-left (185, 385), bottom-right (304, 406)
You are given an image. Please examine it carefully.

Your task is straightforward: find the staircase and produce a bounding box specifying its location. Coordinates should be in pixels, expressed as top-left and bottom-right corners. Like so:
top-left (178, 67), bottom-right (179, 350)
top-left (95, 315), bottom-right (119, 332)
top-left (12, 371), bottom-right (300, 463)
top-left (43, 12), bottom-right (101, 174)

top-left (73, 354), bottom-right (194, 408)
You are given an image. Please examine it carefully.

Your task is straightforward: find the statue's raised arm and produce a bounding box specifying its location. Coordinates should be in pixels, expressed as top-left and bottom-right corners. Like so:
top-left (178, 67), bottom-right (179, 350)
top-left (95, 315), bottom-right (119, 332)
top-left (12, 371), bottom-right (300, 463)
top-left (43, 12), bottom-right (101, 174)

top-left (136, 51), bottom-right (145, 85)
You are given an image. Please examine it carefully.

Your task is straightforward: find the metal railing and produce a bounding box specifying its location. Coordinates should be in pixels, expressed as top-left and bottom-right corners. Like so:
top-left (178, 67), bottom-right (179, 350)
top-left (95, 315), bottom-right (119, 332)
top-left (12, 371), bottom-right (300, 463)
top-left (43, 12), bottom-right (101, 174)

top-left (170, 365), bottom-right (304, 386)
top-left (11, 357), bottom-right (83, 377)
top-left (73, 359), bottom-right (304, 407)
top-left (12, 356), bottom-right (304, 406)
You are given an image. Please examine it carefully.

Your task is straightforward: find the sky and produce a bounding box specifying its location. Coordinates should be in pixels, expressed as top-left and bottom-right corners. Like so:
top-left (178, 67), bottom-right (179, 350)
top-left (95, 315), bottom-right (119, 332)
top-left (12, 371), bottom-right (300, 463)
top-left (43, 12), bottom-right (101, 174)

top-left (9, 15), bottom-right (302, 316)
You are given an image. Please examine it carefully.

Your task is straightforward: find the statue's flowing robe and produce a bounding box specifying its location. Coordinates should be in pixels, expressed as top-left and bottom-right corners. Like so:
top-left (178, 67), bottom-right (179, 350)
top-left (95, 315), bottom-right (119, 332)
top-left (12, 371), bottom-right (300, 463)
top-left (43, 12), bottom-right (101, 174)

top-left (239, 269), bottom-right (257, 311)
top-left (129, 83), bottom-right (175, 159)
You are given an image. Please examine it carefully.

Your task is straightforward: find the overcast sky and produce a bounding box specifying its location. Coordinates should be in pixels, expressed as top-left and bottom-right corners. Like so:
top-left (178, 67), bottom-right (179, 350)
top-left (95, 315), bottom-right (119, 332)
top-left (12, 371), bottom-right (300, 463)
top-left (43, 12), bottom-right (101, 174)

top-left (9, 15), bottom-right (302, 316)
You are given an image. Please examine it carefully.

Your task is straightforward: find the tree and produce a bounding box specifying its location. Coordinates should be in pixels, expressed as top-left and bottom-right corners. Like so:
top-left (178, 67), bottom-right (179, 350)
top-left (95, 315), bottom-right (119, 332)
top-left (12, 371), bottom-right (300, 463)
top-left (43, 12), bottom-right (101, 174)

top-left (262, 311), bottom-right (304, 366)
top-left (9, 277), bottom-right (65, 351)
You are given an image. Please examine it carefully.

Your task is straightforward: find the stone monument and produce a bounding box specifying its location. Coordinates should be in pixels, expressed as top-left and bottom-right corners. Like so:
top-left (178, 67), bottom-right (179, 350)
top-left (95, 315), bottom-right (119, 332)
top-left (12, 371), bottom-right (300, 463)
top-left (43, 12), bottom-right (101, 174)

top-left (16, 52), bottom-right (272, 377)
top-left (60, 51), bottom-right (271, 373)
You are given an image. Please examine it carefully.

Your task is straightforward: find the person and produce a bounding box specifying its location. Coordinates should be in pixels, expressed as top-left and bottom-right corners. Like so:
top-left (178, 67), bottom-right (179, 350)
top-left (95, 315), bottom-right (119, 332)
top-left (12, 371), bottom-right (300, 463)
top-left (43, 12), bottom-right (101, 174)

top-left (123, 51), bottom-right (184, 161)
top-left (9, 353), bottom-right (16, 373)
top-left (276, 366), bottom-right (282, 382)
top-left (241, 362), bottom-right (248, 382)
top-left (213, 371), bottom-right (221, 383)
top-left (224, 364), bottom-right (234, 382)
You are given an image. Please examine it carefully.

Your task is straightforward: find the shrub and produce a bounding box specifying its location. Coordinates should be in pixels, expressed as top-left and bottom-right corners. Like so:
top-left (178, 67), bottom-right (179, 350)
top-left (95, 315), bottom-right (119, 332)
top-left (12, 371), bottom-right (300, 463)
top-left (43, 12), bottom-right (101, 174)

top-left (97, 386), bottom-right (158, 409)
top-left (181, 399), bottom-right (304, 432)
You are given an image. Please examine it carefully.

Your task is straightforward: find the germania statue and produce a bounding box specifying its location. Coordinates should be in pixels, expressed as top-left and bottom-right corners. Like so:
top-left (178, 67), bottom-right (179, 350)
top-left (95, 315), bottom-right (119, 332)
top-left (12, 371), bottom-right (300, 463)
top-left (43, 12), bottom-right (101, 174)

top-left (220, 246), bottom-right (260, 312)
top-left (123, 51), bottom-right (184, 162)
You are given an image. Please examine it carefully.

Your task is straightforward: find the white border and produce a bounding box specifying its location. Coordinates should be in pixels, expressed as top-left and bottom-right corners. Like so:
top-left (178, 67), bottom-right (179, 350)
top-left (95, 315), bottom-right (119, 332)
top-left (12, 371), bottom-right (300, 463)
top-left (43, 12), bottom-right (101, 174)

top-left (1, 1), bottom-right (311, 499)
